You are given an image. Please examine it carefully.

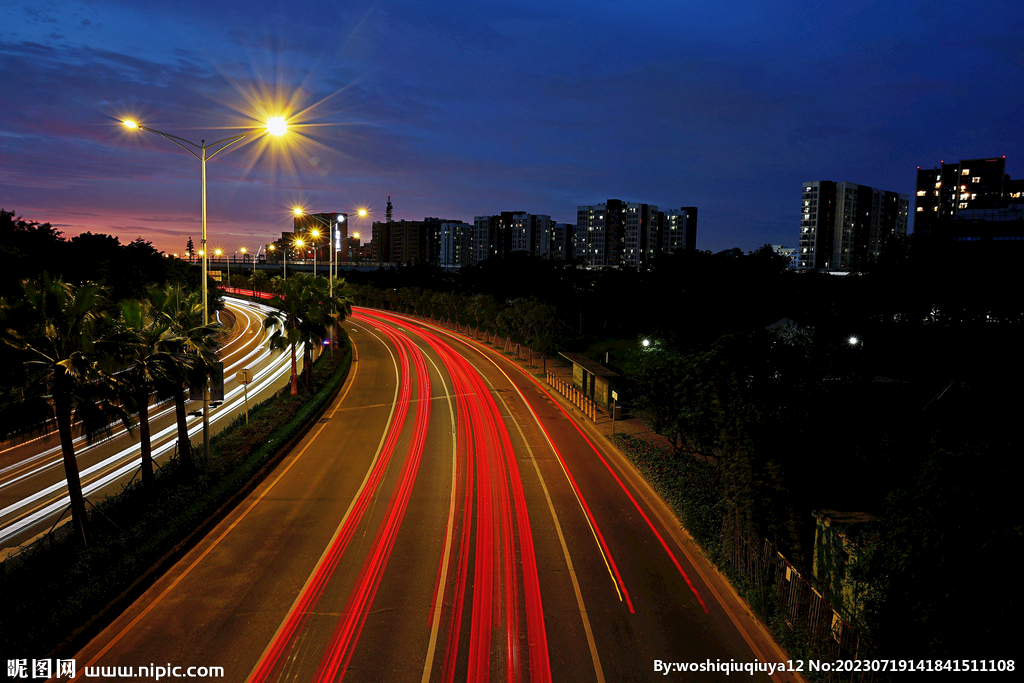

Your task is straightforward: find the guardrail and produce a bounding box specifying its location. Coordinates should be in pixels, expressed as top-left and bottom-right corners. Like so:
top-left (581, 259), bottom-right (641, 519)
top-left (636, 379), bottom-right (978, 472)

top-left (545, 372), bottom-right (598, 422)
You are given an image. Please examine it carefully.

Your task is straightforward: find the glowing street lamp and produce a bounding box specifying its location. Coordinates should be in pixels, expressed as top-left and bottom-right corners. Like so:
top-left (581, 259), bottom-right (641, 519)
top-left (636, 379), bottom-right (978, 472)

top-left (122, 115), bottom-right (288, 460)
top-left (309, 229), bottom-right (321, 277)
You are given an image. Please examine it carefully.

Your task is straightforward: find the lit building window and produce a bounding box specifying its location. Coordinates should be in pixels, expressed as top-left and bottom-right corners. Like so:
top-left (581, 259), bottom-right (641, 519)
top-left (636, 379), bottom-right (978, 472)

top-left (971, 177), bottom-right (981, 183)
top-left (935, 182), bottom-right (942, 188)
top-left (962, 169), bottom-right (970, 175)
top-left (916, 190), bottom-right (926, 196)
top-left (916, 207), bottom-right (924, 212)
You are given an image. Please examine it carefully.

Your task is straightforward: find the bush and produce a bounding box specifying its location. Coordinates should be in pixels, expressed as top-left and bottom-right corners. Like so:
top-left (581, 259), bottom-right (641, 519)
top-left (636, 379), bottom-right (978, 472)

top-left (611, 433), bottom-right (722, 558)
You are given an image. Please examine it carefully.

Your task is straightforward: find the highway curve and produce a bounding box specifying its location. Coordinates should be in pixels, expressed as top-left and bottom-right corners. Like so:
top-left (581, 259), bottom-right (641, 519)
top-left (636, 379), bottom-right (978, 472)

top-left (63, 308), bottom-right (800, 683)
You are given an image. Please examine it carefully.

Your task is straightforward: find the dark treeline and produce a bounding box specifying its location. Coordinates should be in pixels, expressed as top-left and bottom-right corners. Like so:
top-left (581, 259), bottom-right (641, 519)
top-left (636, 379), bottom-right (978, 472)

top-left (345, 238), bottom-right (1021, 663)
top-left (1, 209), bottom-right (200, 301)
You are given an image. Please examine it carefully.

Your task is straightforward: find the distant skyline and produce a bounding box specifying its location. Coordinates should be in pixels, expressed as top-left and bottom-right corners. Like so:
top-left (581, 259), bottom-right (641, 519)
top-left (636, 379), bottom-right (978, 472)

top-left (2, 0), bottom-right (1022, 256)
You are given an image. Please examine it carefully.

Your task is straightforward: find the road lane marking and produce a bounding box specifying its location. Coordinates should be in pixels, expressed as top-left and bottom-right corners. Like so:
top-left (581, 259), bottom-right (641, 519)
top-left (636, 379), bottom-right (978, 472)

top-left (246, 322), bottom-right (402, 683)
top-left (70, 336), bottom-right (364, 681)
top-left (362, 312), bottom-right (554, 682)
top-left (418, 340), bottom-right (458, 683)
top-left (491, 386), bottom-right (607, 683)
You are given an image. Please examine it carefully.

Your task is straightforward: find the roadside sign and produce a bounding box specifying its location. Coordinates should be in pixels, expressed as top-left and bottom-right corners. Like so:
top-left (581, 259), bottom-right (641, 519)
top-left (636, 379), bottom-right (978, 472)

top-left (209, 361), bottom-right (225, 401)
top-left (612, 390), bottom-right (618, 401)
top-left (237, 369), bottom-right (253, 425)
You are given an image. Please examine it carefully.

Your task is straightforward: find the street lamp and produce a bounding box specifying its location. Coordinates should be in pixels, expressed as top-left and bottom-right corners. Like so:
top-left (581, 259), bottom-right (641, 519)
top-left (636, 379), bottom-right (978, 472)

top-left (293, 238), bottom-right (306, 279)
top-left (309, 229), bottom-right (321, 277)
top-left (267, 244), bottom-right (279, 280)
top-left (122, 115), bottom-right (287, 461)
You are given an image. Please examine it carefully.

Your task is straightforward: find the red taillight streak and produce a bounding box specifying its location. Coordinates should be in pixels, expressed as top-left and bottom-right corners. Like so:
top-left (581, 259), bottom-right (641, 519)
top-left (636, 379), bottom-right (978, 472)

top-left (367, 311), bottom-right (552, 682)
top-left (248, 318), bottom-right (414, 683)
top-left (442, 361), bottom-right (477, 683)
top-left (312, 330), bottom-right (433, 682)
top-left (366, 309), bottom-right (708, 615)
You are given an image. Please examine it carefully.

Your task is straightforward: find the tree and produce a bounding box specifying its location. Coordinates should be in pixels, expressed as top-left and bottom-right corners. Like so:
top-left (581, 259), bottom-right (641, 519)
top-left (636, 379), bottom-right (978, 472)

top-left (248, 270), bottom-right (270, 295)
top-left (0, 275), bottom-right (133, 547)
top-left (113, 297), bottom-right (192, 488)
top-left (0, 210), bottom-right (66, 297)
top-left (146, 284), bottom-right (221, 474)
top-left (264, 274), bottom-right (323, 395)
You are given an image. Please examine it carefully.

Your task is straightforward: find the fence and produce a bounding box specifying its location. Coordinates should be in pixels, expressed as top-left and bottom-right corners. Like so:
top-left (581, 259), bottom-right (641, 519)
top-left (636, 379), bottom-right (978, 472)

top-left (544, 372), bottom-right (598, 422)
top-left (722, 529), bottom-right (873, 682)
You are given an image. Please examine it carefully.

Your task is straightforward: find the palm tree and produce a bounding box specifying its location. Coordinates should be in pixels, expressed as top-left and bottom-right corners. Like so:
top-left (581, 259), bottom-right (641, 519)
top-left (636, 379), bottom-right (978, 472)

top-left (264, 274), bottom-right (352, 394)
top-left (113, 297), bottom-right (195, 488)
top-left (0, 275), bottom-right (133, 547)
top-left (149, 284), bottom-right (221, 473)
top-left (308, 274), bottom-right (354, 358)
top-left (249, 270), bottom-right (269, 296)
top-left (264, 275), bottom-right (314, 396)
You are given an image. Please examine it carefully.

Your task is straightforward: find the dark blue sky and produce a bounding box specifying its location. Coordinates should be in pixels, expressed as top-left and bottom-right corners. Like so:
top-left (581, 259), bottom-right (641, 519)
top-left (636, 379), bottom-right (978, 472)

top-left (1, 0), bottom-right (1022, 255)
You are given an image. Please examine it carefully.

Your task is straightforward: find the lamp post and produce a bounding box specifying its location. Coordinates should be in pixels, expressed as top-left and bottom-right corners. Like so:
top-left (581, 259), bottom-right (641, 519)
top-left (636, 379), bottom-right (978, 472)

top-left (293, 208), bottom-right (367, 300)
top-left (122, 116), bottom-right (287, 461)
top-left (309, 229), bottom-right (320, 277)
top-left (215, 248), bottom-right (229, 285)
top-left (293, 238), bottom-right (306, 278)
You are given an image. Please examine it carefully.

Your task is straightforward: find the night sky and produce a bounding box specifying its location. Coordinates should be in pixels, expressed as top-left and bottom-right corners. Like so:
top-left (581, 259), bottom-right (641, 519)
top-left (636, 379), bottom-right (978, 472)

top-left (2, 0), bottom-right (1022, 256)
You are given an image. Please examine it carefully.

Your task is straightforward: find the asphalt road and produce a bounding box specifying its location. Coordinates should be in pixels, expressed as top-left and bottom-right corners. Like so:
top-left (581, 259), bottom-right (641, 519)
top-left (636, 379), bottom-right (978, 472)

top-left (0, 296), bottom-right (299, 552)
top-left (63, 309), bottom-right (800, 683)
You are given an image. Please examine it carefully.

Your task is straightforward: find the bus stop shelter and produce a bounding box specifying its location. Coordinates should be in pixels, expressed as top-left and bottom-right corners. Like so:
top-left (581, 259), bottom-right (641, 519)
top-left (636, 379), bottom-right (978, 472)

top-left (559, 352), bottom-right (620, 412)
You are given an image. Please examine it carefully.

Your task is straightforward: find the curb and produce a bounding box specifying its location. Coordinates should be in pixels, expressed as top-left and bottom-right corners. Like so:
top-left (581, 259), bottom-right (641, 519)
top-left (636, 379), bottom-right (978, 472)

top-left (50, 348), bottom-right (354, 661)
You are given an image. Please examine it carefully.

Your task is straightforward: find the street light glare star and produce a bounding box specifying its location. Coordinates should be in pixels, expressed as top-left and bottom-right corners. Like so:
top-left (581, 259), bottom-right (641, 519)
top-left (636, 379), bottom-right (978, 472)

top-left (266, 117), bottom-right (288, 136)
top-left (293, 207), bottom-right (304, 216)
top-left (123, 120), bottom-right (139, 129)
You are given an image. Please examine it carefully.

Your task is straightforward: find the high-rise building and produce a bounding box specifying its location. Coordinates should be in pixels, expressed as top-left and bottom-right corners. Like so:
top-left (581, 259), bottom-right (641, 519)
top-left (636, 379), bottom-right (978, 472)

top-left (622, 203), bottom-right (658, 268)
top-left (510, 213), bottom-right (553, 256)
top-left (369, 220), bottom-right (391, 262)
top-left (577, 200), bottom-right (696, 267)
top-left (576, 200), bottom-right (625, 267)
top-left (913, 157), bottom-right (1024, 244)
top-left (552, 222), bottom-right (575, 260)
top-left (472, 211), bottom-right (550, 264)
top-left (437, 220), bottom-right (474, 267)
top-left (798, 181), bottom-right (909, 271)
top-left (659, 207), bottom-right (698, 253)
